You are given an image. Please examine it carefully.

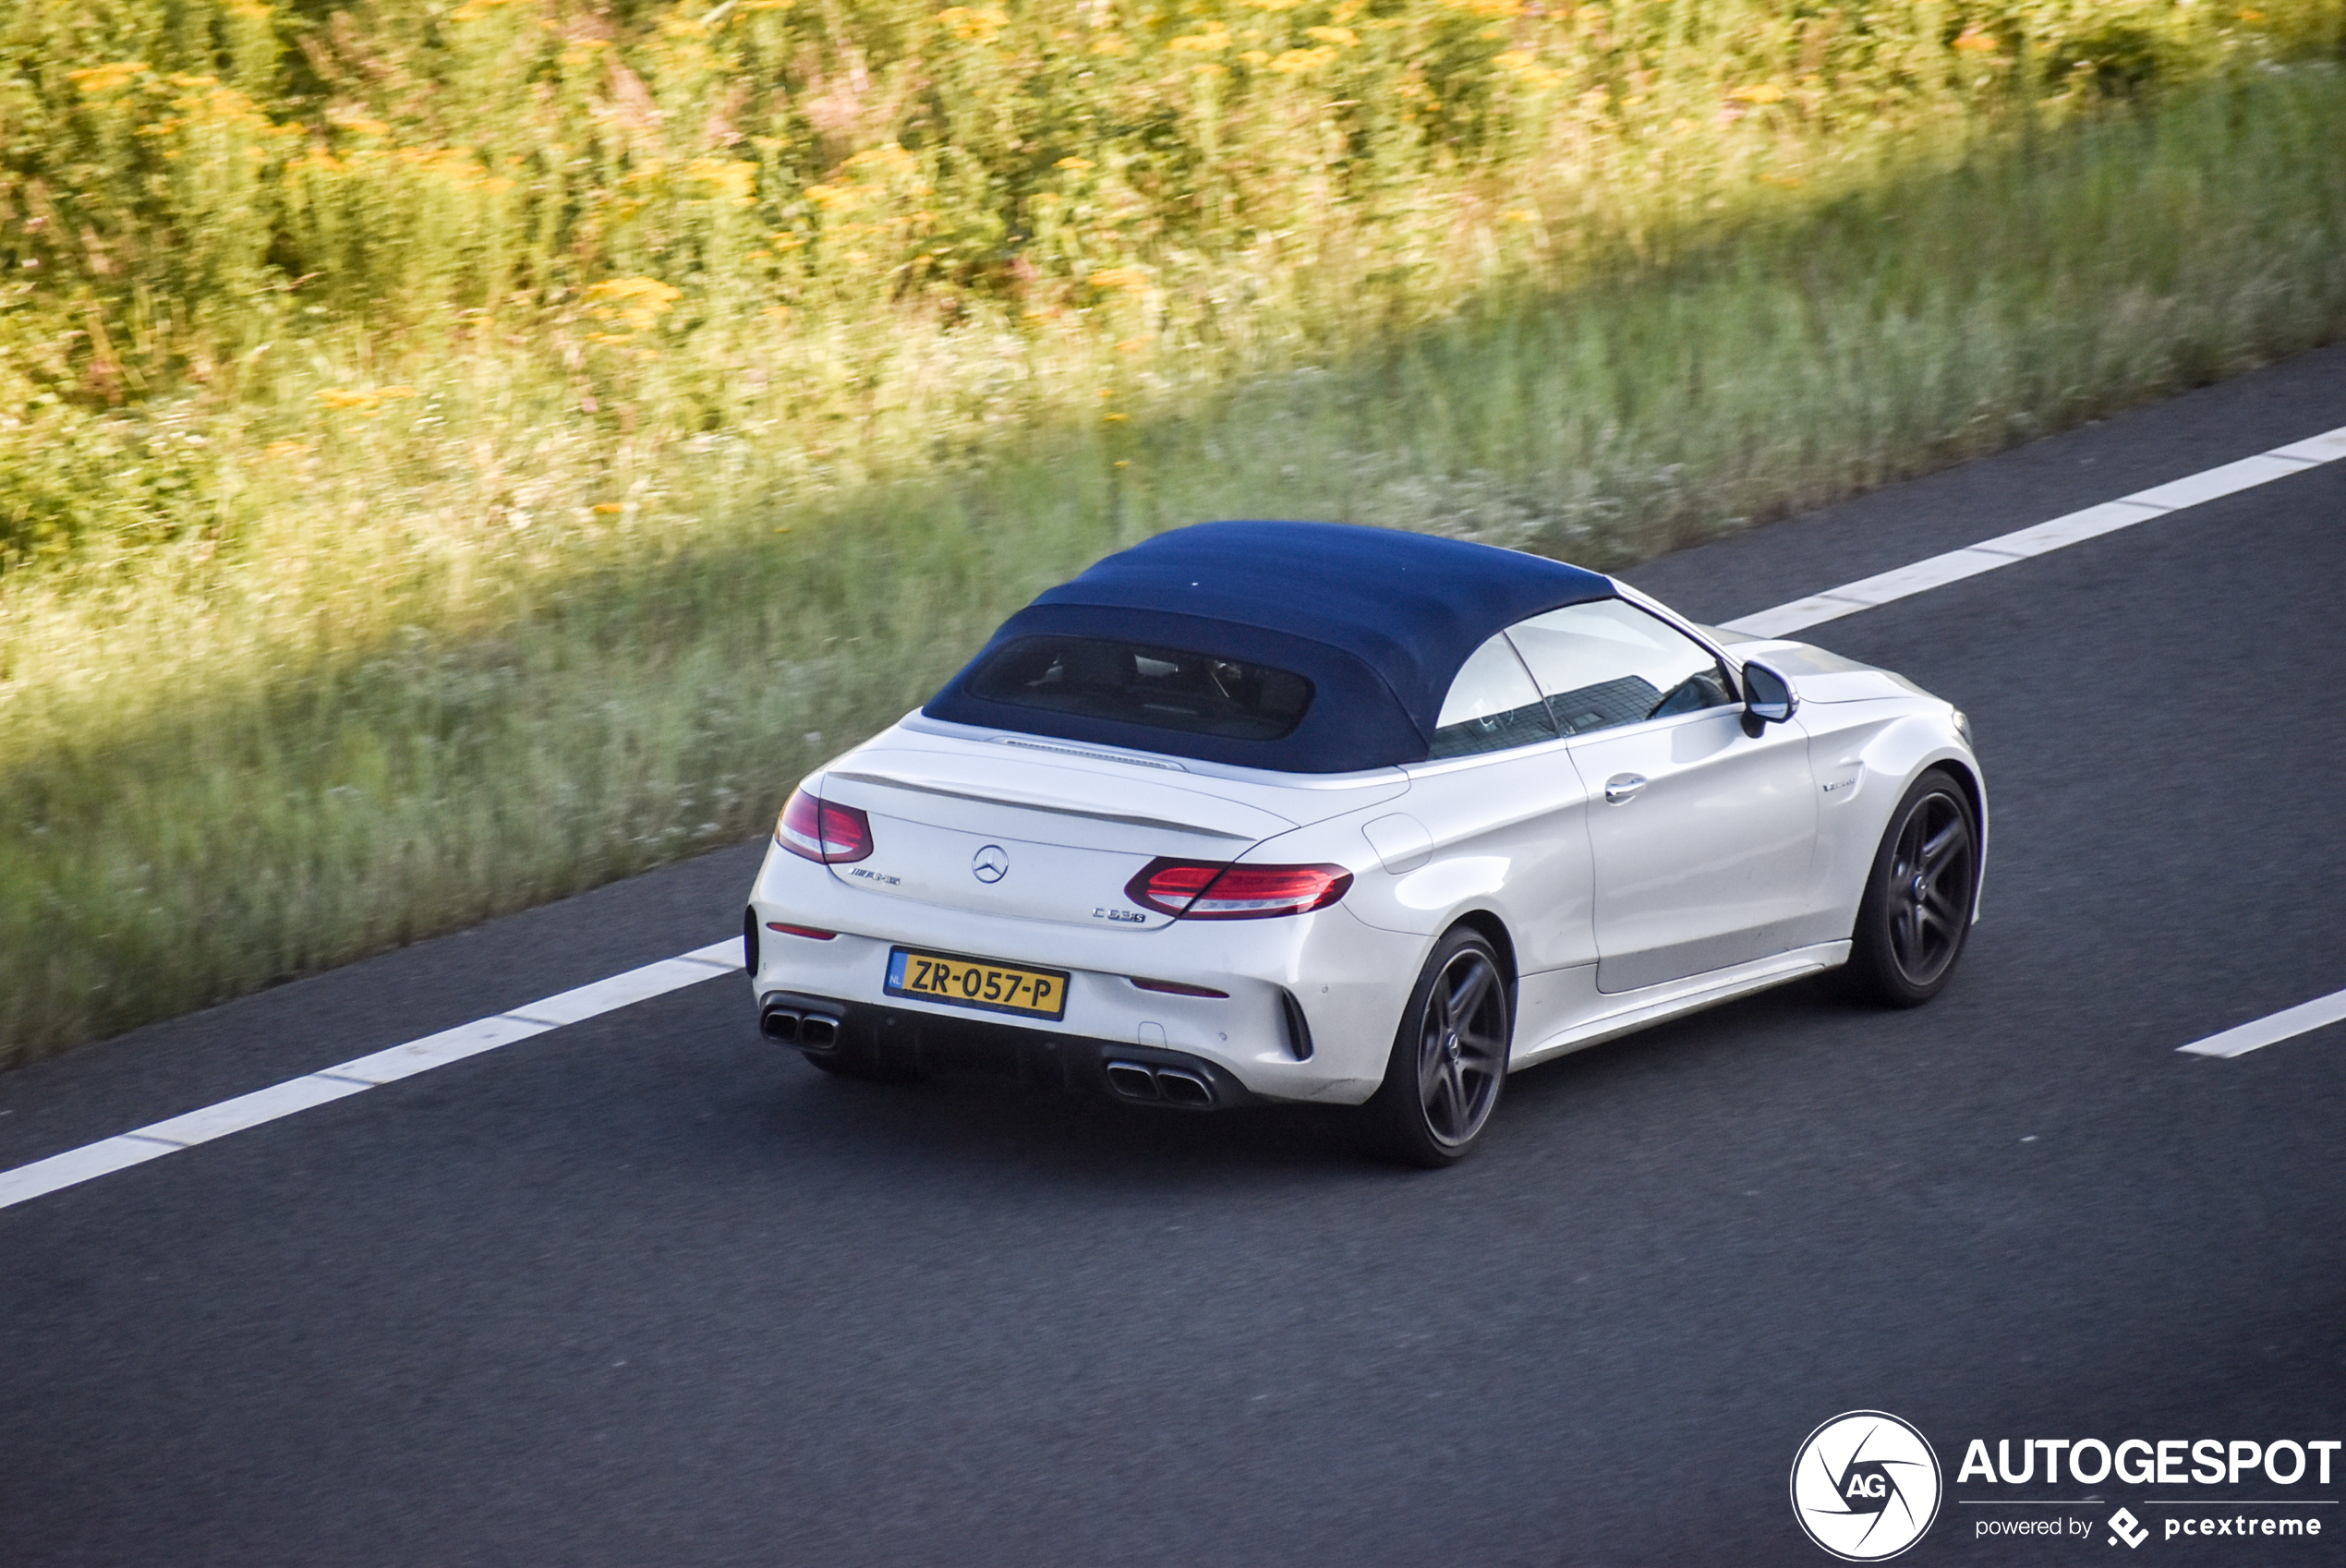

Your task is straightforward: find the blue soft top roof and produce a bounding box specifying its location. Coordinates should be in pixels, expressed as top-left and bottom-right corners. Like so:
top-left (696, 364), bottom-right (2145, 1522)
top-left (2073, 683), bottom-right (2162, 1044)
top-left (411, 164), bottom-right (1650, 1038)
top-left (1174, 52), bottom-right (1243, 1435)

top-left (924, 521), bottom-right (1613, 773)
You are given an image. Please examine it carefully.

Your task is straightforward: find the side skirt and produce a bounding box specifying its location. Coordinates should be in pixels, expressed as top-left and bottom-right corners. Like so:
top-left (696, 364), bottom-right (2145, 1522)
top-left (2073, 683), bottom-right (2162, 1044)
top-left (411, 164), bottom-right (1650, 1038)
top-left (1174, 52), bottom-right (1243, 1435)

top-left (1507, 941), bottom-right (1852, 1071)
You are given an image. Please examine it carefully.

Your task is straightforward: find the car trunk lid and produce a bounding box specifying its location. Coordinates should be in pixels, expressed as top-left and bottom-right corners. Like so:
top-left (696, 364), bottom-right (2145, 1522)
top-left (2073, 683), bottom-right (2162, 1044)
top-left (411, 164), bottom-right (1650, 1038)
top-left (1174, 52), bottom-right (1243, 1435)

top-left (810, 736), bottom-right (1396, 930)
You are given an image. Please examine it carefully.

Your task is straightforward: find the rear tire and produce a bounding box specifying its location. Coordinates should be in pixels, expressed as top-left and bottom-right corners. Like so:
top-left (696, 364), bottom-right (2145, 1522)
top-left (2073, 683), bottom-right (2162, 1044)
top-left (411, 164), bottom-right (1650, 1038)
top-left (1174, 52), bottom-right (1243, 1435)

top-left (1360, 929), bottom-right (1511, 1168)
top-left (1842, 767), bottom-right (1979, 1007)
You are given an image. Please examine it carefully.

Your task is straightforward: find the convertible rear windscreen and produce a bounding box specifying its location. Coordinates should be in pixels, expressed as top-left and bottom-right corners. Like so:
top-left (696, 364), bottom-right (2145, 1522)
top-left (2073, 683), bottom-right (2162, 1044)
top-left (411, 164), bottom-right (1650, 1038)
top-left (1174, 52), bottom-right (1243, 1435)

top-left (964, 634), bottom-right (1314, 741)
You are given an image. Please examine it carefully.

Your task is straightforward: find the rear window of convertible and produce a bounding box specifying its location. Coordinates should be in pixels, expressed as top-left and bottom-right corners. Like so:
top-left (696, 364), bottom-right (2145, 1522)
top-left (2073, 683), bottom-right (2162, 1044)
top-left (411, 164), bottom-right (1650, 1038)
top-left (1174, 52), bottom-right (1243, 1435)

top-left (964, 634), bottom-right (1314, 742)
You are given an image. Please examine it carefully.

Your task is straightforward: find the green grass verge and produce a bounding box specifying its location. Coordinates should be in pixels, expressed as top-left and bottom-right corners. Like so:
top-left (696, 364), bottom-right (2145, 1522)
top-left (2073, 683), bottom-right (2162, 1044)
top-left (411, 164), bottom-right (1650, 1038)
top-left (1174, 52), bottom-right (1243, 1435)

top-left (5, 66), bottom-right (2346, 1065)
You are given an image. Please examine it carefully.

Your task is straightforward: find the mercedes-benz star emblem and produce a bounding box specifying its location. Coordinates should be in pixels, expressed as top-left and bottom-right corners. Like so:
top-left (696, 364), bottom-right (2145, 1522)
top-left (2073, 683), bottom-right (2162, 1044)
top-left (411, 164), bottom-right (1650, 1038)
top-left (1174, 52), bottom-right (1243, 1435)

top-left (971, 844), bottom-right (1010, 884)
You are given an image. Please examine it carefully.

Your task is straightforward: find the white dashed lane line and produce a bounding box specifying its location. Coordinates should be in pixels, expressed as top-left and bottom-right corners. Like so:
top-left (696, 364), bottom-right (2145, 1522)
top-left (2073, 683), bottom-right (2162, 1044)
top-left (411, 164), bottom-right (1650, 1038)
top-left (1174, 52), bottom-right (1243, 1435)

top-left (7, 421), bottom-right (2346, 1213)
top-left (1719, 426), bottom-right (2346, 638)
top-left (2177, 988), bottom-right (2346, 1059)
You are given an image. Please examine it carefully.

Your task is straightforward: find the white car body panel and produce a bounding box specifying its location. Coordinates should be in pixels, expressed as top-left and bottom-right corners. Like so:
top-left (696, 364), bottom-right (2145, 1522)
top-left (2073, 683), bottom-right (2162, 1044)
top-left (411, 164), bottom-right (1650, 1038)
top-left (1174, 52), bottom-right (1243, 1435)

top-left (747, 578), bottom-right (1985, 1110)
top-left (1509, 940), bottom-right (1852, 1069)
top-left (1340, 742), bottom-right (1598, 975)
top-left (1565, 704), bottom-right (1819, 992)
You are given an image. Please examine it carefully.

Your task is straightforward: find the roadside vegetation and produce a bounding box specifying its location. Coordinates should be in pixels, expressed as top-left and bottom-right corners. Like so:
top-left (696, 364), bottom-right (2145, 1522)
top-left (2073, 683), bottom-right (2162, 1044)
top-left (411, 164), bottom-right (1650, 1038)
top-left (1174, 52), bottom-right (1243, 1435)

top-left (4, 0), bottom-right (2344, 1064)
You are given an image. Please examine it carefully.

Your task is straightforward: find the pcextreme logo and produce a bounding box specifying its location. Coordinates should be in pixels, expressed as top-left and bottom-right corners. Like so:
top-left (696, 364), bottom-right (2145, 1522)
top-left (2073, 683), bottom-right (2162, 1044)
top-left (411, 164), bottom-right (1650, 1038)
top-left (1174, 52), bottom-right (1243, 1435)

top-left (1792, 1411), bottom-right (1944, 1562)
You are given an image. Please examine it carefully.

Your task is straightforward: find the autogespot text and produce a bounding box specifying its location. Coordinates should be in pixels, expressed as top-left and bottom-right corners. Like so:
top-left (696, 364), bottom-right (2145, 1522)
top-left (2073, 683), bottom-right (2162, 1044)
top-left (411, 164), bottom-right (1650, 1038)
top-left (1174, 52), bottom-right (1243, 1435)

top-left (1957, 1437), bottom-right (2339, 1488)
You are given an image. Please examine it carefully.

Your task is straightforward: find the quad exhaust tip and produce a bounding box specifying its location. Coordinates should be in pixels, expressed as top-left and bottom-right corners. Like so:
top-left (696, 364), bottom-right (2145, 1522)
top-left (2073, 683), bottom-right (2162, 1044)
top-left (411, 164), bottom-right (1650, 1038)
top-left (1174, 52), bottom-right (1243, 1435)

top-left (1104, 1060), bottom-right (1215, 1108)
top-left (761, 1006), bottom-right (842, 1050)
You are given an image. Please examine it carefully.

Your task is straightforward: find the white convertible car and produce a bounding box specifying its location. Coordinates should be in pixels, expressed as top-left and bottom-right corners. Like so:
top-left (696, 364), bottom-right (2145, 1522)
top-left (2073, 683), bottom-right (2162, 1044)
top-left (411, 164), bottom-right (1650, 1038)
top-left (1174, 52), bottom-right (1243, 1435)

top-left (745, 522), bottom-right (1983, 1164)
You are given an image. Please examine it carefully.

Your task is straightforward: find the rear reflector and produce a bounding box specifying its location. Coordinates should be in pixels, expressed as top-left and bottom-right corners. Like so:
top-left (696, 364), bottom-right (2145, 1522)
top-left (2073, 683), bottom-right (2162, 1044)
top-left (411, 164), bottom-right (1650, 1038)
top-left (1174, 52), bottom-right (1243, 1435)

top-left (1129, 976), bottom-right (1230, 998)
top-left (766, 921), bottom-right (837, 941)
top-left (1125, 858), bottom-right (1353, 920)
top-left (776, 787), bottom-right (874, 864)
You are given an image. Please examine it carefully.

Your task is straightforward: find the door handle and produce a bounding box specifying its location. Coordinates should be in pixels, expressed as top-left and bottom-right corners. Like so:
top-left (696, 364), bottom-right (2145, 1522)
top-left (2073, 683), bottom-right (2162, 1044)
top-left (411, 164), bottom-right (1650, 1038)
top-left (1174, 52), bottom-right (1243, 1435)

top-left (1603, 772), bottom-right (1648, 804)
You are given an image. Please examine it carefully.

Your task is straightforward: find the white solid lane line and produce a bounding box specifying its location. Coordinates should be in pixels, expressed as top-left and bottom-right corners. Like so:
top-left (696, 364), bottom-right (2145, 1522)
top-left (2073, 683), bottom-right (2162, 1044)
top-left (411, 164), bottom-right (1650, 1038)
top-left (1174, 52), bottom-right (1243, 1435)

top-left (0, 939), bottom-right (744, 1212)
top-left (2176, 988), bottom-right (2346, 1058)
top-left (1720, 424), bottom-right (2346, 638)
top-left (12, 425), bottom-right (2346, 1214)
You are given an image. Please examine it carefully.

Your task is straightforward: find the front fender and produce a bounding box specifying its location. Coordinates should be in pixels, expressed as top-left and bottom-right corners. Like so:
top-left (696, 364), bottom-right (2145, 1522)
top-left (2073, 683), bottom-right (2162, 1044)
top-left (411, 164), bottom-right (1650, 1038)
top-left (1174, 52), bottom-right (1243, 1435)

top-left (1802, 702), bottom-right (1987, 935)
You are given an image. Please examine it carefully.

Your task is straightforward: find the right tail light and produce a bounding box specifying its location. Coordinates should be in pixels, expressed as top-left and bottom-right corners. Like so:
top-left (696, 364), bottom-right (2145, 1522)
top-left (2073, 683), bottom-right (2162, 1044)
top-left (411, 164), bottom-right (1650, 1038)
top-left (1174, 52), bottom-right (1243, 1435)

top-left (1125, 858), bottom-right (1353, 920)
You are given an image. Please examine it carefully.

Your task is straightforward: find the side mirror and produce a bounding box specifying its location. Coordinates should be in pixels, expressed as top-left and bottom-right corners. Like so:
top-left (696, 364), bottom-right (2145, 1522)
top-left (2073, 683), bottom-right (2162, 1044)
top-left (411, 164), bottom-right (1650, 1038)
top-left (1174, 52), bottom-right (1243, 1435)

top-left (1742, 661), bottom-right (1796, 736)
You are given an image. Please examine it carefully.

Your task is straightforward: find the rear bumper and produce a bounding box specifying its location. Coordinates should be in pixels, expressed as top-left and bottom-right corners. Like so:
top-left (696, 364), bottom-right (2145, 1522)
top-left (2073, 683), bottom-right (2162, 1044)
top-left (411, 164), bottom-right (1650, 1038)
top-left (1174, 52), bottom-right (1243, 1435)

top-left (758, 989), bottom-right (1264, 1109)
top-left (748, 840), bottom-right (1412, 1104)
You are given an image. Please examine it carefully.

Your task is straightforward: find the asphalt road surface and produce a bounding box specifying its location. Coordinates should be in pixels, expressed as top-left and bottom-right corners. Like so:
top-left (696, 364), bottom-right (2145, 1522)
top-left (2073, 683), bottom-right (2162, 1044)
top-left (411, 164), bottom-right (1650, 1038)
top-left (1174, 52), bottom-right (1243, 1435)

top-left (6, 345), bottom-right (2344, 1567)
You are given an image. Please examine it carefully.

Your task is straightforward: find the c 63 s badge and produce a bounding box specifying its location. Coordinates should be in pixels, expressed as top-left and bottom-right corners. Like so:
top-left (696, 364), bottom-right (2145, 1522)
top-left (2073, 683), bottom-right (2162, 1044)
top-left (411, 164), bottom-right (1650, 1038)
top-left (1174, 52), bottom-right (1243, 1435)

top-left (1792, 1411), bottom-right (1943, 1561)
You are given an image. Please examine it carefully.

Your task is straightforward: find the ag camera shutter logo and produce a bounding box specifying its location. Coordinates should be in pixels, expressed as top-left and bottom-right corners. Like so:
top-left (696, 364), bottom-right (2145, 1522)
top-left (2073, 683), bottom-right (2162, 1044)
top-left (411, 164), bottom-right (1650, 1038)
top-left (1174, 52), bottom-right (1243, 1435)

top-left (1791, 1411), bottom-right (1943, 1561)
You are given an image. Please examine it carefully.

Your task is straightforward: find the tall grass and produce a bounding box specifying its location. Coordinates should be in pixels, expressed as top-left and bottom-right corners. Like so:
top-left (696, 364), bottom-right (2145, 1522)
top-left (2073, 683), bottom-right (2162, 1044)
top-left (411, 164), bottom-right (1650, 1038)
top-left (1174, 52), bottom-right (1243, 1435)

top-left (5, 0), bottom-right (2335, 570)
top-left (1, 0), bottom-right (2343, 1064)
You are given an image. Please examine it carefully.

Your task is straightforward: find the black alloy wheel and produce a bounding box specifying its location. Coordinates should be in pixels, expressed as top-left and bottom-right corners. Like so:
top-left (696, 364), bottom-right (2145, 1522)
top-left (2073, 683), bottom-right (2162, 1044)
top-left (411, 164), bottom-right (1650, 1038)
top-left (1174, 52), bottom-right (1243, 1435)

top-left (1844, 768), bottom-right (1979, 1007)
top-left (1363, 928), bottom-right (1511, 1167)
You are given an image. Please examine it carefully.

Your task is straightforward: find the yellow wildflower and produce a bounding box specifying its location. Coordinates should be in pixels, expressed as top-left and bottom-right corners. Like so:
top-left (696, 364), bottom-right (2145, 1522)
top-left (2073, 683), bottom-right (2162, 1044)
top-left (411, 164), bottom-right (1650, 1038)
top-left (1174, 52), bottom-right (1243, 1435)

top-left (842, 144), bottom-right (919, 179)
top-left (315, 386), bottom-right (417, 413)
top-left (684, 158), bottom-right (757, 205)
top-left (585, 277), bottom-right (683, 333)
top-left (67, 61), bottom-right (149, 93)
top-left (932, 6), bottom-right (1007, 42)
top-left (1267, 46), bottom-right (1337, 73)
top-left (1168, 25), bottom-right (1231, 52)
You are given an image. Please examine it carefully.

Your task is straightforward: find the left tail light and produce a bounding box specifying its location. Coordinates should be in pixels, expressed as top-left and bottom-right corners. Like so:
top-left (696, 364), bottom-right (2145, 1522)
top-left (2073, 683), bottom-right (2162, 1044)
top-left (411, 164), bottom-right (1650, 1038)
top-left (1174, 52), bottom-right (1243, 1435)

top-left (776, 786), bottom-right (874, 864)
top-left (1125, 859), bottom-right (1352, 920)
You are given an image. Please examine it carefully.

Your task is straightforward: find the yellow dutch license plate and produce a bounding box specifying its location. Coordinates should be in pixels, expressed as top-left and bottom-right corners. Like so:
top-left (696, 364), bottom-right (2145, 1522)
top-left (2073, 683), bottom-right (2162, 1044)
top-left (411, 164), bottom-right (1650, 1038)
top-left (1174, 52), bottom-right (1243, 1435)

top-left (885, 947), bottom-right (1070, 1021)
